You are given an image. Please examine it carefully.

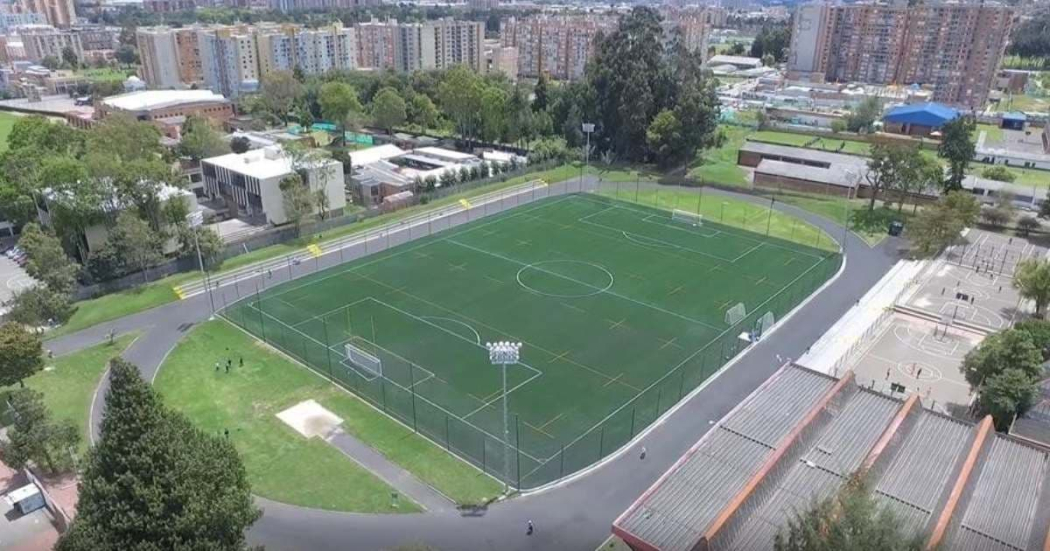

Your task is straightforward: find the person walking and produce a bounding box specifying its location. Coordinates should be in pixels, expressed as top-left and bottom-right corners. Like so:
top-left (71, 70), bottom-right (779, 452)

top-left (527, 520), bottom-right (534, 535)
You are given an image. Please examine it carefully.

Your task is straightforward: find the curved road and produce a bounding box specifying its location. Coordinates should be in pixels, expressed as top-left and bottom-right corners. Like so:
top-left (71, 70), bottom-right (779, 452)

top-left (47, 185), bottom-right (903, 551)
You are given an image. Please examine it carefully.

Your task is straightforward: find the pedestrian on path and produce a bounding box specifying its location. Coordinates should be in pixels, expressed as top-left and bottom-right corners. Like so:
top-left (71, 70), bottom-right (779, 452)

top-left (640, 446), bottom-right (647, 460)
top-left (527, 520), bottom-right (534, 536)
top-left (239, 357), bottom-right (244, 367)
top-left (215, 361), bottom-right (220, 372)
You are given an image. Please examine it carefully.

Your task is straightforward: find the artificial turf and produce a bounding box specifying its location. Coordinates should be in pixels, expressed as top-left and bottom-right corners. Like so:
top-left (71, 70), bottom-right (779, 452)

top-left (224, 193), bottom-right (841, 488)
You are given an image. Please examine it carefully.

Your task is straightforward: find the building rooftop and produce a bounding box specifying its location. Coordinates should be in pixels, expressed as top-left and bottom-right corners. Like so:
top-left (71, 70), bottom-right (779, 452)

top-left (754, 159), bottom-right (866, 189)
top-left (203, 146), bottom-right (336, 180)
top-left (349, 144), bottom-right (406, 167)
top-left (883, 102), bottom-right (960, 128)
top-left (1003, 111), bottom-right (1028, 122)
top-left (102, 90), bottom-right (229, 112)
top-left (708, 54), bottom-right (763, 68)
top-left (613, 364), bottom-right (1050, 551)
top-left (740, 140), bottom-right (868, 168)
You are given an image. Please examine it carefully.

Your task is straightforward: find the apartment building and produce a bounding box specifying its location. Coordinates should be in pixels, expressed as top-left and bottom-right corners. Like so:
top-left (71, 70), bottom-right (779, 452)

top-left (256, 23), bottom-right (356, 77)
top-left (20, 26), bottom-right (80, 61)
top-left (268, 0), bottom-right (378, 11)
top-left (484, 40), bottom-right (517, 80)
top-left (396, 18), bottom-right (483, 72)
top-left (502, 9), bottom-right (718, 80)
top-left (137, 26), bottom-right (204, 88)
top-left (14, 0), bottom-right (74, 27)
top-left (355, 18), bottom-right (398, 70)
top-left (788, 2), bottom-right (1015, 108)
top-left (0, 12), bottom-right (45, 32)
top-left (199, 26), bottom-right (258, 99)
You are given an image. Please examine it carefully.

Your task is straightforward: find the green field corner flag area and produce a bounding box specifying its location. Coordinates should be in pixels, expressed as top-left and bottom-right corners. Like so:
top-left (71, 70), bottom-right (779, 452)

top-left (223, 193), bottom-right (841, 489)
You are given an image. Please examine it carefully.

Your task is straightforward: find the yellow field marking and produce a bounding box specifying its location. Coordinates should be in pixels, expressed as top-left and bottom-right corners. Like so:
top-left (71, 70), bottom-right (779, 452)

top-left (525, 421), bottom-right (555, 439)
top-left (537, 412), bottom-right (564, 431)
top-left (516, 239), bottom-right (532, 247)
top-left (481, 387), bottom-right (504, 403)
top-left (560, 302), bottom-right (586, 314)
top-left (667, 285), bottom-right (685, 296)
top-left (658, 337), bottom-right (681, 350)
top-left (459, 198), bottom-right (473, 209)
top-left (718, 299), bottom-right (734, 310)
top-left (784, 257), bottom-right (797, 266)
top-left (708, 264), bottom-right (723, 273)
top-left (539, 180), bottom-right (549, 186)
top-left (559, 223), bottom-right (575, 231)
top-left (607, 318), bottom-right (627, 330)
top-left (307, 244), bottom-right (323, 258)
top-left (413, 251), bottom-right (432, 259)
top-left (755, 276), bottom-right (767, 286)
top-left (548, 350), bottom-right (571, 363)
top-left (467, 392), bottom-right (491, 406)
top-left (173, 287), bottom-right (186, 299)
top-left (602, 373), bottom-right (624, 388)
top-left (449, 262), bottom-right (467, 272)
top-left (628, 272), bottom-right (647, 281)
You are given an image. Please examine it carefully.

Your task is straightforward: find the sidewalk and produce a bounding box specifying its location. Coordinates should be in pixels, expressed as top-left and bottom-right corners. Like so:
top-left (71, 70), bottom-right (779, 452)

top-left (324, 429), bottom-right (455, 513)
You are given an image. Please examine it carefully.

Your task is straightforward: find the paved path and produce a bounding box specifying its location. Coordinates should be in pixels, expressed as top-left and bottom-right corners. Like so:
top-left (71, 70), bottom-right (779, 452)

top-left (325, 429), bottom-right (455, 513)
top-left (47, 181), bottom-right (903, 551)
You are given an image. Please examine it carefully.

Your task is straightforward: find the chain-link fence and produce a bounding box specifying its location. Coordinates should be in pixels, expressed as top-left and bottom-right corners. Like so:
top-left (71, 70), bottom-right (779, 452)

top-left (220, 175), bottom-right (843, 490)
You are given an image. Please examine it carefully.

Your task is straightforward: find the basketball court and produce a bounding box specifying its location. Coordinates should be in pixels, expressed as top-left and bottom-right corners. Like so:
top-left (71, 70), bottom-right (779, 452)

top-left (850, 313), bottom-right (980, 410)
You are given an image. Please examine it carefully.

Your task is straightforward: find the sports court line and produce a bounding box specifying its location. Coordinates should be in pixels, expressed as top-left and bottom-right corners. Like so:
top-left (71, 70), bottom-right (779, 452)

top-left (578, 213), bottom-right (739, 264)
top-left (574, 194), bottom-right (825, 260)
top-left (290, 297), bottom-right (374, 329)
top-left (258, 194), bottom-right (578, 304)
top-left (462, 366), bottom-right (545, 420)
top-left (538, 252), bottom-right (834, 463)
top-left (447, 238), bottom-right (725, 332)
top-left (236, 302), bottom-right (546, 464)
top-left (732, 242), bottom-right (765, 263)
top-left (355, 271), bottom-right (643, 393)
top-left (327, 333), bottom-right (437, 390)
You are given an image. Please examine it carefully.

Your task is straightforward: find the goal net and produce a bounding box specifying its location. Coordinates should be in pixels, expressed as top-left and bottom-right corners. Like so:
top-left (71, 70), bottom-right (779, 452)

top-left (671, 210), bottom-right (703, 227)
top-left (755, 311), bottom-right (775, 338)
top-left (725, 302), bottom-right (747, 326)
top-left (345, 341), bottom-right (382, 378)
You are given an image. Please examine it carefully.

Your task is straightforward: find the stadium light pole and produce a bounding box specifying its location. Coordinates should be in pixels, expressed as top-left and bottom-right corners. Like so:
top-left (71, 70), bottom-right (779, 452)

top-left (487, 341), bottom-right (521, 494)
top-left (581, 123), bottom-right (595, 192)
top-left (186, 210), bottom-right (215, 317)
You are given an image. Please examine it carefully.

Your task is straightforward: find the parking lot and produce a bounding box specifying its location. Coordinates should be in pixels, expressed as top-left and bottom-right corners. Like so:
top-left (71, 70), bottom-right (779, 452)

top-left (0, 253), bottom-right (34, 307)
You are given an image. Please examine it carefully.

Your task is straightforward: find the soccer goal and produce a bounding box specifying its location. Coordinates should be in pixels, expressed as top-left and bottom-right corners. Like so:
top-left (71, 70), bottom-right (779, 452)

top-left (725, 302), bottom-right (747, 326)
top-left (755, 311), bottom-right (775, 338)
top-left (671, 210), bottom-right (703, 227)
top-left (344, 341), bottom-right (382, 379)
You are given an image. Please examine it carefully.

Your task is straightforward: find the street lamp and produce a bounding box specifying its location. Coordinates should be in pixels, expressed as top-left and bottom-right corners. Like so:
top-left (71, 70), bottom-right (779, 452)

top-left (186, 210), bottom-right (216, 317)
top-left (581, 123), bottom-right (595, 192)
top-left (487, 341), bottom-right (521, 493)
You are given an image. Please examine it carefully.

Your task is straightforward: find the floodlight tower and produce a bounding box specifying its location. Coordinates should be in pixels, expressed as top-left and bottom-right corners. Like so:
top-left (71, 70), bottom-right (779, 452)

top-left (581, 122), bottom-right (595, 191)
top-left (487, 341), bottom-right (521, 493)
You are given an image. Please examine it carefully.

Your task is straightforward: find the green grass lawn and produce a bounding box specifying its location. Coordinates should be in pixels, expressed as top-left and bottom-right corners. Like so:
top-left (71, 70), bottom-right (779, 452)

top-left (976, 123), bottom-right (1004, 144)
top-left (690, 126), bottom-right (751, 186)
top-left (225, 194), bottom-right (840, 488)
top-left (750, 130), bottom-right (871, 156)
top-left (997, 93), bottom-right (1049, 113)
top-left (0, 334), bottom-right (138, 453)
top-left (0, 111), bottom-right (20, 152)
top-left (155, 320), bottom-right (501, 510)
top-left (49, 281), bottom-right (183, 340)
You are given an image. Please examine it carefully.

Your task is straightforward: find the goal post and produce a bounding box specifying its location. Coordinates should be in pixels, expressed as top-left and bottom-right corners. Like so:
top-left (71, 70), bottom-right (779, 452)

top-left (671, 210), bottom-right (703, 227)
top-left (755, 311), bottom-right (775, 338)
top-left (344, 340), bottom-right (382, 378)
top-left (725, 302), bottom-right (747, 326)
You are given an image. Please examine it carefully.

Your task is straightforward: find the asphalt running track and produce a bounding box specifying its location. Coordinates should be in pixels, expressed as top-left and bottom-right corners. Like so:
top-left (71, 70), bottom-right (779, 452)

top-left (46, 182), bottom-right (903, 551)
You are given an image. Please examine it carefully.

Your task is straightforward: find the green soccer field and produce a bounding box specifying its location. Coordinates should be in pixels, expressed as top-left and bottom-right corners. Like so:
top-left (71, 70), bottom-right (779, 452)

top-left (224, 193), bottom-right (841, 488)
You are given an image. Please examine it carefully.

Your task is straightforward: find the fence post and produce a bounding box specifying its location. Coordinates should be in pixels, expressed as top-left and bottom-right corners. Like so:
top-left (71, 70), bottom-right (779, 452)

top-left (679, 370), bottom-right (686, 399)
top-left (559, 444), bottom-right (565, 477)
top-left (516, 414), bottom-right (522, 490)
top-left (445, 414), bottom-right (450, 450)
top-left (656, 388), bottom-right (663, 414)
top-left (381, 378), bottom-right (387, 410)
top-left (323, 317), bottom-right (333, 377)
top-left (409, 364), bottom-right (417, 433)
top-left (598, 426), bottom-right (605, 459)
top-left (630, 407), bottom-right (636, 437)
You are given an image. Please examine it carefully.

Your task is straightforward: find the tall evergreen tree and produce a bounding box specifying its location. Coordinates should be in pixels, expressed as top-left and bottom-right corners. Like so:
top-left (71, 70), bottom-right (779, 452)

top-left (58, 358), bottom-right (259, 551)
top-left (938, 117), bottom-right (976, 192)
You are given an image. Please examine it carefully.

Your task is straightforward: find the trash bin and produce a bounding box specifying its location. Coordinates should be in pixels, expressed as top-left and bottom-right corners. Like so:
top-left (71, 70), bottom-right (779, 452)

top-left (888, 221), bottom-right (904, 236)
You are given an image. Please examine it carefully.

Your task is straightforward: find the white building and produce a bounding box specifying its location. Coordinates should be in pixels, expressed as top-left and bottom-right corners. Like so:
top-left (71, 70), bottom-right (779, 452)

top-left (198, 27), bottom-right (258, 99)
top-left (201, 146), bottom-right (345, 226)
top-left (256, 23), bottom-right (357, 77)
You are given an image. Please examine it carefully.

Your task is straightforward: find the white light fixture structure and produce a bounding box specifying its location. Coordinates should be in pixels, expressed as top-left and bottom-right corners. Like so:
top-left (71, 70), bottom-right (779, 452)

top-left (581, 122), bottom-right (595, 191)
top-left (487, 340), bottom-right (521, 492)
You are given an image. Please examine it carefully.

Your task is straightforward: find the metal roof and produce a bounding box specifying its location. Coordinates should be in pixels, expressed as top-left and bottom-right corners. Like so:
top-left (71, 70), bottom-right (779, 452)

top-left (883, 103), bottom-right (960, 127)
top-left (740, 141), bottom-right (868, 169)
top-left (614, 365), bottom-right (836, 551)
top-left (754, 159), bottom-right (866, 189)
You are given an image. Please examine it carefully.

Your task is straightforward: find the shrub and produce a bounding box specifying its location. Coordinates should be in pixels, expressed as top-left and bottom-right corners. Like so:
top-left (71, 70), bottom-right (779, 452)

top-left (980, 165), bottom-right (1017, 183)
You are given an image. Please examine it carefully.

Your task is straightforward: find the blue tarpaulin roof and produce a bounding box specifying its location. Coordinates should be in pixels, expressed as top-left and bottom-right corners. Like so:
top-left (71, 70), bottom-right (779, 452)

top-left (1003, 112), bottom-right (1027, 122)
top-left (882, 103), bottom-right (960, 127)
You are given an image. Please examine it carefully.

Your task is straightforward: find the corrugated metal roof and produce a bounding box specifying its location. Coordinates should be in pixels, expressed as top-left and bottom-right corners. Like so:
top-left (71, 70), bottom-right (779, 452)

top-left (754, 159), bottom-right (866, 189)
top-left (614, 366), bottom-right (835, 551)
top-left (739, 141), bottom-right (868, 169)
top-left (948, 436), bottom-right (1049, 551)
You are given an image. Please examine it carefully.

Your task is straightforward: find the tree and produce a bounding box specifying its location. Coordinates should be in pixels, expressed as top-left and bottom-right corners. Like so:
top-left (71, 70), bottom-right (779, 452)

top-left (230, 136), bottom-right (252, 154)
top-left (646, 109), bottom-right (684, 168)
top-left (830, 119), bottom-right (847, 134)
top-left (18, 222), bottom-right (77, 295)
top-left (318, 81), bottom-right (363, 144)
top-left (750, 23), bottom-right (791, 62)
top-left (5, 287), bottom-right (75, 326)
top-left (761, 53), bottom-right (775, 67)
top-left (57, 358), bottom-right (259, 550)
top-left (93, 212), bottom-right (164, 283)
top-left (371, 87), bottom-right (407, 134)
top-left (260, 70), bottom-right (304, 125)
top-left (177, 226), bottom-right (225, 270)
top-left (41, 55), bottom-right (60, 70)
top-left (938, 117), bottom-right (976, 192)
top-left (61, 46), bottom-right (79, 69)
top-left (982, 368), bottom-right (1039, 430)
top-left (1015, 259), bottom-right (1050, 317)
top-left (115, 45), bottom-right (137, 65)
top-left (407, 93), bottom-right (439, 130)
top-left (177, 115), bottom-right (229, 161)
top-left (1, 389), bottom-right (80, 474)
top-left (532, 73), bottom-right (550, 112)
top-left (279, 173), bottom-right (314, 235)
top-left (0, 322), bottom-right (43, 388)
top-left (981, 165), bottom-right (1017, 183)
top-left (846, 97), bottom-right (881, 133)
top-left (905, 191), bottom-right (978, 255)
top-left (864, 143), bottom-right (906, 211)
top-left (440, 169), bottom-right (458, 188)
top-left (1017, 215), bottom-right (1040, 237)
top-left (479, 86), bottom-right (508, 142)
top-left (728, 42), bottom-right (746, 55)
top-left (774, 474), bottom-right (922, 551)
top-left (438, 65), bottom-right (484, 144)
top-left (981, 207), bottom-right (1011, 227)
top-left (1015, 319), bottom-right (1050, 359)
top-left (86, 114), bottom-right (163, 163)
top-left (892, 151), bottom-right (942, 213)
top-left (962, 329), bottom-right (1043, 390)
